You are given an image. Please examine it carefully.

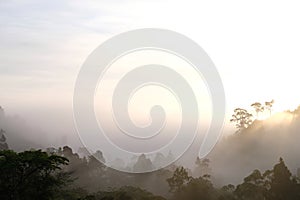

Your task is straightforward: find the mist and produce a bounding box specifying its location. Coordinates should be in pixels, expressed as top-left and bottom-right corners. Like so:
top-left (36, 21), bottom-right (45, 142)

top-left (2, 1), bottom-right (300, 199)
top-left (2, 103), bottom-right (300, 186)
top-left (208, 109), bottom-right (300, 186)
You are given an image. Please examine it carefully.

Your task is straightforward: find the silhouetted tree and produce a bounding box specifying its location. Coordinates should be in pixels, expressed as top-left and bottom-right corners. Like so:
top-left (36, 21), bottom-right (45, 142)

top-left (221, 184), bottom-right (235, 193)
top-left (193, 157), bottom-right (212, 177)
top-left (230, 108), bottom-right (253, 132)
top-left (0, 106), bottom-right (4, 119)
top-left (235, 158), bottom-right (300, 200)
top-left (167, 167), bottom-right (222, 200)
top-left (174, 176), bottom-right (215, 200)
top-left (167, 167), bottom-right (191, 193)
top-left (219, 184), bottom-right (236, 200)
top-left (78, 147), bottom-right (91, 158)
top-left (133, 154), bottom-right (153, 172)
top-left (269, 157), bottom-right (300, 200)
top-left (0, 129), bottom-right (8, 150)
top-left (87, 150), bottom-right (106, 179)
top-left (265, 100), bottom-right (274, 116)
top-left (251, 102), bottom-right (264, 118)
top-left (0, 150), bottom-right (69, 200)
top-left (235, 169), bottom-right (267, 200)
top-left (92, 150), bottom-right (105, 163)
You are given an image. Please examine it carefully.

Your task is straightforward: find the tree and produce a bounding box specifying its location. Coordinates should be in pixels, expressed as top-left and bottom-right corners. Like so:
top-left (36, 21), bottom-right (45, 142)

top-left (0, 106), bottom-right (4, 119)
top-left (251, 102), bottom-right (264, 119)
top-left (167, 167), bottom-right (191, 193)
top-left (92, 150), bottom-right (105, 163)
top-left (221, 184), bottom-right (235, 193)
top-left (235, 158), bottom-right (300, 200)
top-left (0, 129), bottom-right (8, 150)
top-left (133, 154), bottom-right (153, 172)
top-left (87, 150), bottom-right (106, 176)
top-left (235, 169), bottom-right (267, 200)
top-left (193, 157), bottom-right (212, 177)
top-left (269, 157), bottom-right (300, 200)
top-left (219, 184), bottom-right (236, 200)
top-left (230, 108), bottom-right (253, 132)
top-left (0, 149), bottom-right (69, 200)
top-left (175, 177), bottom-right (215, 200)
top-left (167, 167), bottom-right (219, 200)
top-left (61, 146), bottom-right (87, 175)
top-left (265, 100), bottom-right (274, 116)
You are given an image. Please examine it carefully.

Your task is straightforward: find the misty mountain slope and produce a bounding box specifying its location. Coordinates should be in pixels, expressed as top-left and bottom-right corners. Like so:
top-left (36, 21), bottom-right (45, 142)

top-left (209, 110), bottom-right (300, 186)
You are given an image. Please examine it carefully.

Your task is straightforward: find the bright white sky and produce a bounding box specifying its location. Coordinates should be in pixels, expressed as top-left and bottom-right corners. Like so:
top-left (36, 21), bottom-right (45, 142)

top-left (1, 0), bottom-right (300, 145)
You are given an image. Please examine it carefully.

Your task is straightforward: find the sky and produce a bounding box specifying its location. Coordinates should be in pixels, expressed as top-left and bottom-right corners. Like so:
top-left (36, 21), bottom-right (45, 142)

top-left (1, 0), bottom-right (300, 148)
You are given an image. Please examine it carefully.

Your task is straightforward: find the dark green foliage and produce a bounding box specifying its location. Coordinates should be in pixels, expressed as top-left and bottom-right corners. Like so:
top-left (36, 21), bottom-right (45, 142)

top-left (219, 184), bottom-right (236, 200)
top-left (175, 176), bottom-right (215, 200)
top-left (235, 169), bottom-right (267, 200)
top-left (166, 167), bottom-right (191, 193)
top-left (167, 159), bottom-right (300, 200)
top-left (167, 167), bottom-right (222, 200)
top-left (235, 158), bottom-right (300, 200)
top-left (0, 150), bottom-right (69, 200)
top-left (1, 148), bottom-right (300, 200)
top-left (269, 157), bottom-right (300, 200)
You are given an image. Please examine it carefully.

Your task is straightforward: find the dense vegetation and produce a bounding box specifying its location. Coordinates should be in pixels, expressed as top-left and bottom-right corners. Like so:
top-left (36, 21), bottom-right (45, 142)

top-left (1, 103), bottom-right (300, 199)
top-left (1, 147), bottom-right (300, 200)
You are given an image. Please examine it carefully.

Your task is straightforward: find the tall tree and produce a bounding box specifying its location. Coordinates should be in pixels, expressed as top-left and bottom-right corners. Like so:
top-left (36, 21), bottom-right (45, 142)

top-left (167, 167), bottom-right (191, 193)
top-left (0, 150), bottom-right (69, 200)
top-left (133, 154), bottom-right (153, 172)
top-left (265, 100), bottom-right (275, 116)
top-left (235, 158), bottom-right (300, 200)
top-left (167, 167), bottom-right (218, 200)
top-left (0, 106), bottom-right (4, 119)
top-left (0, 129), bottom-right (8, 150)
top-left (193, 157), bottom-right (211, 177)
top-left (269, 157), bottom-right (300, 200)
top-left (251, 102), bottom-right (264, 118)
top-left (235, 169), bottom-right (267, 200)
top-left (230, 108), bottom-right (253, 132)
